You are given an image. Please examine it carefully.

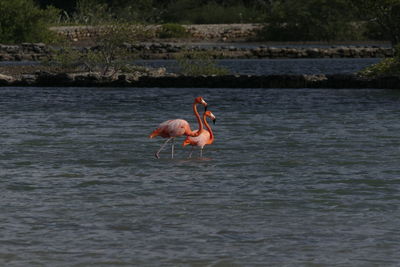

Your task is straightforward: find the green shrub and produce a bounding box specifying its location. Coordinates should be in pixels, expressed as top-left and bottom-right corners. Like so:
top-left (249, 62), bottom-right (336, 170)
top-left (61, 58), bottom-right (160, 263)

top-left (258, 0), bottom-right (362, 42)
top-left (43, 46), bottom-right (83, 70)
top-left (157, 23), bottom-right (190, 39)
top-left (359, 45), bottom-right (400, 77)
top-left (350, 0), bottom-right (400, 46)
top-left (358, 58), bottom-right (399, 77)
top-left (176, 51), bottom-right (230, 76)
top-left (43, 24), bottom-right (142, 76)
top-left (162, 0), bottom-right (264, 24)
top-left (72, 0), bottom-right (113, 25)
top-left (0, 0), bottom-right (60, 44)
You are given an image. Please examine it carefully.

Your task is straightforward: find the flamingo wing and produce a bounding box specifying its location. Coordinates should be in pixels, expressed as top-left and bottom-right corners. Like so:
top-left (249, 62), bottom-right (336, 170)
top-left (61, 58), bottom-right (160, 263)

top-left (150, 119), bottom-right (190, 138)
top-left (183, 130), bottom-right (210, 148)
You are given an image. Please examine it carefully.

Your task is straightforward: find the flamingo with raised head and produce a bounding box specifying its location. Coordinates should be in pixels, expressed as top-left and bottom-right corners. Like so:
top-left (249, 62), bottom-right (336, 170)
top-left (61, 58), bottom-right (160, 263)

top-left (149, 96), bottom-right (207, 159)
top-left (183, 110), bottom-right (216, 158)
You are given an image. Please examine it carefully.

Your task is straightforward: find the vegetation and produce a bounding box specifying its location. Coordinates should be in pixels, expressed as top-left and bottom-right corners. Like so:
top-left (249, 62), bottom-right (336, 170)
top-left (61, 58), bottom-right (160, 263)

top-left (259, 0), bottom-right (362, 42)
top-left (353, 0), bottom-right (400, 76)
top-left (257, 0), bottom-right (400, 44)
top-left (359, 45), bottom-right (400, 77)
top-left (44, 46), bottom-right (82, 70)
top-left (39, 0), bottom-right (398, 44)
top-left (161, 0), bottom-right (264, 24)
top-left (0, 0), bottom-right (398, 45)
top-left (34, 0), bottom-right (266, 24)
top-left (176, 51), bottom-right (230, 76)
top-left (0, 0), bottom-right (59, 44)
top-left (157, 24), bottom-right (190, 39)
top-left (43, 24), bottom-right (142, 76)
top-left (350, 0), bottom-right (400, 46)
top-left (72, 0), bottom-right (113, 24)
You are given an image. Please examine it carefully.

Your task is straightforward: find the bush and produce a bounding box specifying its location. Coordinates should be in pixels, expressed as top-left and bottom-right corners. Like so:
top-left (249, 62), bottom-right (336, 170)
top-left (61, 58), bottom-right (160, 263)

top-left (43, 46), bottom-right (83, 70)
top-left (358, 58), bottom-right (400, 77)
top-left (359, 45), bottom-right (400, 77)
top-left (43, 24), bottom-right (143, 77)
top-left (162, 0), bottom-right (264, 24)
top-left (157, 23), bottom-right (190, 39)
top-left (0, 0), bottom-right (60, 44)
top-left (259, 0), bottom-right (362, 42)
top-left (176, 51), bottom-right (230, 76)
top-left (350, 0), bottom-right (400, 46)
top-left (72, 0), bottom-right (113, 25)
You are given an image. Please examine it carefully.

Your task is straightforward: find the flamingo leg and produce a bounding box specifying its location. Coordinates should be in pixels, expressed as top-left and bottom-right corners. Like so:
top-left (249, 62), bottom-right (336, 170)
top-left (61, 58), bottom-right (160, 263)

top-left (200, 147), bottom-right (203, 158)
top-left (155, 137), bottom-right (173, 159)
top-left (171, 138), bottom-right (175, 159)
top-left (188, 146), bottom-right (194, 158)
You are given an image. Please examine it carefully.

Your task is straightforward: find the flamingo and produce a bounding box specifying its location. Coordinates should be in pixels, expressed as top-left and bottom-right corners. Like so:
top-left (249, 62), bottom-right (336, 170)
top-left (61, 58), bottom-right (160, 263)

top-left (149, 96), bottom-right (207, 159)
top-left (182, 110), bottom-right (216, 158)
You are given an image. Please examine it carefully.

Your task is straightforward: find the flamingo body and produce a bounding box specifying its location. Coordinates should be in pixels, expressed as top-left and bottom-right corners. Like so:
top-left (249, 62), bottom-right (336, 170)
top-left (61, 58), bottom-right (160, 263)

top-left (183, 110), bottom-right (216, 158)
top-left (182, 129), bottom-right (212, 148)
top-left (149, 119), bottom-right (194, 139)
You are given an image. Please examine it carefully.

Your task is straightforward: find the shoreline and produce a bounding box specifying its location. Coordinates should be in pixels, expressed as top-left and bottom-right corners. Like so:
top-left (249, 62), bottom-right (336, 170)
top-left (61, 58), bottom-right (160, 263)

top-left (0, 42), bottom-right (394, 62)
top-left (1, 72), bottom-right (399, 89)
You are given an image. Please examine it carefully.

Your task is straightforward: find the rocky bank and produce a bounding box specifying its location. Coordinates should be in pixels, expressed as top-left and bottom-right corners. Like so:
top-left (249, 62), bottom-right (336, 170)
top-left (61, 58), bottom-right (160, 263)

top-left (0, 42), bottom-right (394, 62)
top-left (1, 69), bottom-right (399, 89)
top-left (50, 24), bottom-right (262, 43)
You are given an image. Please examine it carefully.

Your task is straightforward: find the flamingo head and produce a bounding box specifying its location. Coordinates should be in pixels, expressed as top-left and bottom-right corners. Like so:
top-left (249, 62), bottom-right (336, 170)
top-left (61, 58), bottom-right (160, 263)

top-left (194, 96), bottom-right (207, 107)
top-left (204, 110), bottom-right (216, 125)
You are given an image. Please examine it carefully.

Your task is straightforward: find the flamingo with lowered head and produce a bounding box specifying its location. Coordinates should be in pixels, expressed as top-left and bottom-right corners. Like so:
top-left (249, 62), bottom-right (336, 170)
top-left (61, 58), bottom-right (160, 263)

top-left (183, 110), bottom-right (216, 158)
top-left (149, 96), bottom-right (207, 159)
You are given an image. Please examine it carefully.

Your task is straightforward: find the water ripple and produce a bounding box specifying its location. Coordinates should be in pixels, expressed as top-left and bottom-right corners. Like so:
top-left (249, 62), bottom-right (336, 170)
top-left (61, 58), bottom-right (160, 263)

top-left (1, 87), bottom-right (400, 265)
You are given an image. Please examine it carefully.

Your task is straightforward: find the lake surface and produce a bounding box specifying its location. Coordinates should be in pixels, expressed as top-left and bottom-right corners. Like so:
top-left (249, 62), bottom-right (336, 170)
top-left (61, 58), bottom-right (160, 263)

top-left (135, 58), bottom-right (380, 75)
top-left (1, 58), bottom-right (381, 76)
top-left (1, 86), bottom-right (400, 266)
top-left (140, 42), bottom-right (391, 49)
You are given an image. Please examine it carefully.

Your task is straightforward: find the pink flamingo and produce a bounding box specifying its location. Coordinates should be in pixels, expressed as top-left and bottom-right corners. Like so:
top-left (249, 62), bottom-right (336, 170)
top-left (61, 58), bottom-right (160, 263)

top-left (149, 96), bottom-right (207, 159)
top-left (182, 110), bottom-right (216, 158)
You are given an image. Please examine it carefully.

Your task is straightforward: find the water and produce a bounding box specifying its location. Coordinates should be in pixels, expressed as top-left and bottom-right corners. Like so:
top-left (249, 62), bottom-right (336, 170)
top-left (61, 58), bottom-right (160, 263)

top-left (1, 86), bottom-right (400, 266)
top-left (135, 58), bottom-right (381, 75)
top-left (1, 58), bottom-right (381, 76)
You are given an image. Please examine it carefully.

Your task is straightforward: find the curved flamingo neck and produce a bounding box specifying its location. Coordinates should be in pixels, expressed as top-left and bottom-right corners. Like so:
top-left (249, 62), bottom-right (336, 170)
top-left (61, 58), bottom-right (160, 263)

top-left (203, 113), bottom-right (214, 142)
top-left (193, 101), bottom-right (203, 132)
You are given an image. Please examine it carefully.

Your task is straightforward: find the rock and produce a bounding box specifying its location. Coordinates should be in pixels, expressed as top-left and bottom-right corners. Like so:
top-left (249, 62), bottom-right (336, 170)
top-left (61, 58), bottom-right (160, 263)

top-left (111, 74), bottom-right (131, 85)
top-left (72, 72), bottom-right (101, 84)
top-left (305, 74), bottom-right (328, 82)
top-left (0, 54), bottom-right (13, 61)
top-left (13, 54), bottom-right (22, 61)
top-left (36, 72), bottom-right (74, 85)
top-left (1, 45), bottom-right (19, 53)
top-left (32, 43), bottom-right (46, 53)
top-left (21, 74), bottom-right (37, 85)
top-left (149, 67), bottom-right (167, 77)
top-left (0, 74), bottom-right (16, 85)
top-left (306, 48), bottom-right (320, 58)
top-left (304, 74), bottom-right (328, 87)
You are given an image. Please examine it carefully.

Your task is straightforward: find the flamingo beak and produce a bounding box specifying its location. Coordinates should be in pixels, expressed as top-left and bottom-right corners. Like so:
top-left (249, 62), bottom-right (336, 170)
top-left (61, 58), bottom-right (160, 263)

top-left (204, 105), bottom-right (208, 111)
top-left (210, 112), bottom-right (216, 124)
